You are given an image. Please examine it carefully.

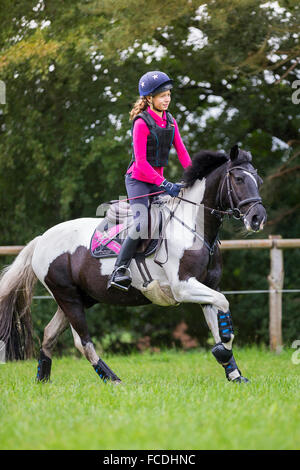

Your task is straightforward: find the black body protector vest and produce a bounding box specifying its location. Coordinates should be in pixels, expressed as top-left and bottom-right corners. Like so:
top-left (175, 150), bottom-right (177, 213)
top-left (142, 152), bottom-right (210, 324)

top-left (127, 110), bottom-right (175, 172)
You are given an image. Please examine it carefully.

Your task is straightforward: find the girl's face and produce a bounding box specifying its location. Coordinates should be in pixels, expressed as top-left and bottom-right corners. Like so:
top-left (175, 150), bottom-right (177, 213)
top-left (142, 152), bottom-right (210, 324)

top-left (149, 90), bottom-right (171, 112)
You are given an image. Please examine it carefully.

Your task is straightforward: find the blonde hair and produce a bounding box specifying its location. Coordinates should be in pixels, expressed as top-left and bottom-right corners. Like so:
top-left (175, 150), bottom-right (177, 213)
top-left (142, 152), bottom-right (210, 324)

top-left (129, 96), bottom-right (149, 120)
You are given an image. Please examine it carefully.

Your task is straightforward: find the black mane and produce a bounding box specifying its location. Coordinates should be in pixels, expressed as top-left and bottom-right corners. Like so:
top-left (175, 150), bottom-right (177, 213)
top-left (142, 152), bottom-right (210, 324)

top-left (182, 150), bottom-right (229, 187)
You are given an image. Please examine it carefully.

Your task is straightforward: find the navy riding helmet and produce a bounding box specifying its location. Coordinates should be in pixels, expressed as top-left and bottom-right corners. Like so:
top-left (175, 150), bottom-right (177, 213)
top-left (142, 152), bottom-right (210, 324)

top-left (138, 71), bottom-right (173, 97)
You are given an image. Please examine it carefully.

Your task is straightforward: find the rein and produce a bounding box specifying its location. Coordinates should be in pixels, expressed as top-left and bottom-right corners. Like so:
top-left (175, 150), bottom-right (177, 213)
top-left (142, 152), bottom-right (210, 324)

top-left (99, 162), bottom-right (262, 265)
top-left (153, 162), bottom-right (263, 266)
top-left (175, 195), bottom-right (236, 219)
top-left (102, 162), bottom-right (262, 223)
top-left (176, 164), bottom-right (262, 221)
top-left (152, 196), bottom-right (221, 267)
top-left (101, 190), bottom-right (166, 207)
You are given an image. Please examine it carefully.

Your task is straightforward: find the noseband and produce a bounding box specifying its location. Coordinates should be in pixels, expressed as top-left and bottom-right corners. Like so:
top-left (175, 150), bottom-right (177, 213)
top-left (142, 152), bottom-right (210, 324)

top-left (217, 164), bottom-right (262, 220)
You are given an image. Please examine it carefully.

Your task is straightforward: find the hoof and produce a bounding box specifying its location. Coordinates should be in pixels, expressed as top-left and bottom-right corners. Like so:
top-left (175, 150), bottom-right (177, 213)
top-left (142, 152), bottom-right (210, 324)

top-left (93, 358), bottom-right (121, 382)
top-left (111, 379), bottom-right (123, 386)
top-left (36, 377), bottom-right (51, 384)
top-left (232, 376), bottom-right (250, 384)
top-left (36, 349), bottom-right (52, 383)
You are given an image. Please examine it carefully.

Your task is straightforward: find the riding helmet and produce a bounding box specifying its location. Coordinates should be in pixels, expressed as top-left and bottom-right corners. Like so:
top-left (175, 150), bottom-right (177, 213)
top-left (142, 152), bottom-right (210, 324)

top-left (138, 71), bottom-right (173, 97)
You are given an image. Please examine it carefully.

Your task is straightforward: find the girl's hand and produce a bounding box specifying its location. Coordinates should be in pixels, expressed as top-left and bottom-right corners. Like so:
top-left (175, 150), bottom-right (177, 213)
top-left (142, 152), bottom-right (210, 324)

top-left (160, 179), bottom-right (183, 197)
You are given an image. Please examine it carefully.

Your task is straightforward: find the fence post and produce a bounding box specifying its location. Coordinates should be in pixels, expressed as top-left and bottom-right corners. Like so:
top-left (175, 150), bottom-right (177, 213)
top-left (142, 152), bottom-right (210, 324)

top-left (268, 235), bottom-right (284, 353)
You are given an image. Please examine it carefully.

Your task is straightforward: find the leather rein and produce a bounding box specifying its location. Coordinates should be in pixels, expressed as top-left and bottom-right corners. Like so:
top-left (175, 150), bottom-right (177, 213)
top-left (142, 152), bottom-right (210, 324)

top-left (177, 164), bottom-right (262, 221)
top-left (153, 163), bottom-right (263, 266)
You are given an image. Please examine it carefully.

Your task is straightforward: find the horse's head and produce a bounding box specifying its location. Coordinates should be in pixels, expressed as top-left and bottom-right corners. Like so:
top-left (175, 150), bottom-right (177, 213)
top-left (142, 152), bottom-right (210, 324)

top-left (220, 145), bottom-right (267, 232)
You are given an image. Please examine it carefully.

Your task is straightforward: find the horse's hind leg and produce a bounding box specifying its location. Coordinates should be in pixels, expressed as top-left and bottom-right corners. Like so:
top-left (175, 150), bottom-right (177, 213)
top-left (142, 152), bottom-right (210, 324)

top-left (55, 296), bottom-right (121, 384)
top-left (70, 325), bottom-right (98, 363)
top-left (36, 306), bottom-right (69, 382)
top-left (69, 326), bottom-right (109, 372)
top-left (202, 304), bottom-right (249, 383)
top-left (43, 252), bottom-right (121, 383)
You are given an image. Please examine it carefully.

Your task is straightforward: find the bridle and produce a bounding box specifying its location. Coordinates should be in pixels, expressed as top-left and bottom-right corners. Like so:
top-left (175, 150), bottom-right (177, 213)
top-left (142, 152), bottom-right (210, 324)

top-left (176, 162), bottom-right (263, 221)
top-left (216, 164), bottom-right (263, 221)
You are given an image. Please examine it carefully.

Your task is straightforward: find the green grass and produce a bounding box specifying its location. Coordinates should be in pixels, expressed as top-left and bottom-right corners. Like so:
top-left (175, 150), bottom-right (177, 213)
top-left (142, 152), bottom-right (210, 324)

top-left (0, 347), bottom-right (299, 450)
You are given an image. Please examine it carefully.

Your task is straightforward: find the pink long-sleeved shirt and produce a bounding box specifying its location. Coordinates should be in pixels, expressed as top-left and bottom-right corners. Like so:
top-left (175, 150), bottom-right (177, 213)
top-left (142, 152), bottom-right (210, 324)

top-left (126, 107), bottom-right (192, 186)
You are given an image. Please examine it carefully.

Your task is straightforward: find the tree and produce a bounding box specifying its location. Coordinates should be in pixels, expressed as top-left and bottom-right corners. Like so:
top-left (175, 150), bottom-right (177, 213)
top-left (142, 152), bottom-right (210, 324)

top-left (0, 0), bottom-right (299, 350)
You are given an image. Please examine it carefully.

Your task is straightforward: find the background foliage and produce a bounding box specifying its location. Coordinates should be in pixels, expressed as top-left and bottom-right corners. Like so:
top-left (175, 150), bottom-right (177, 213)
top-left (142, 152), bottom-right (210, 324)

top-left (0, 0), bottom-right (299, 354)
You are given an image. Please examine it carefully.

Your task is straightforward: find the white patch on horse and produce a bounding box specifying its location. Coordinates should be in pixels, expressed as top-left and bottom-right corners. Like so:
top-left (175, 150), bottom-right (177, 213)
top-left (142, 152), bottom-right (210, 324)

top-left (243, 170), bottom-right (257, 187)
top-left (228, 369), bottom-right (240, 380)
top-left (42, 307), bottom-right (69, 358)
top-left (202, 305), bottom-right (221, 343)
top-left (32, 218), bottom-right (99, 282)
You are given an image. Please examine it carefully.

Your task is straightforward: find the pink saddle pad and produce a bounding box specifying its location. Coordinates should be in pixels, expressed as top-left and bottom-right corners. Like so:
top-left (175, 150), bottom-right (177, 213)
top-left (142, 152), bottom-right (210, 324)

top-left (91, 223), bottom-right (124, 255)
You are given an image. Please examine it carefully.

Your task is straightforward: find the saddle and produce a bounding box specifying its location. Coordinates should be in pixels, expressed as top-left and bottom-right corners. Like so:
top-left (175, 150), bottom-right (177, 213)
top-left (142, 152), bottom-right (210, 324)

top-left (90, 195), bottom-right (180, 307)
top-left (90, 195), bottom-right (166, 260)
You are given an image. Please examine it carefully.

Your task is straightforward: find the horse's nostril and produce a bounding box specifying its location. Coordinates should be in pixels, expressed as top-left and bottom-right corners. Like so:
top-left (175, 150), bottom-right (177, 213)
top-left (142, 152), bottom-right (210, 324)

top-left (251, 215), bottom-right (260, 230)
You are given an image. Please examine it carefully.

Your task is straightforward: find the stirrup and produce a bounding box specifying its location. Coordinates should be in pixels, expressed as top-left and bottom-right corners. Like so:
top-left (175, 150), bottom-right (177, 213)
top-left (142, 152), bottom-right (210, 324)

top-left (107, 265), bottom-right (132, 292)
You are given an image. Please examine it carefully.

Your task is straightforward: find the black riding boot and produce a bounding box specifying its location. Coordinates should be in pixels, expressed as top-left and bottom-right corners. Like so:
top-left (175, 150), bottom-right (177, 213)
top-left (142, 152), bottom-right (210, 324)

top-left (107, 234), bottom-right (141, 292)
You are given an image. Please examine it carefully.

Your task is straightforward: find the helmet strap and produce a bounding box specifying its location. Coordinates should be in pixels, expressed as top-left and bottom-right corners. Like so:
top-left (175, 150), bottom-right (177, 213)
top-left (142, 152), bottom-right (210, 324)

top-left (149, 96), bottom-right (164, 115)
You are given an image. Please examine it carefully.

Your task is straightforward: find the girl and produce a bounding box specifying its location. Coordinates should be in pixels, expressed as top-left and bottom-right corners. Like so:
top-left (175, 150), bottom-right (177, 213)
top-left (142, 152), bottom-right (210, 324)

top-left (107, 71), bottom-right (192, 291)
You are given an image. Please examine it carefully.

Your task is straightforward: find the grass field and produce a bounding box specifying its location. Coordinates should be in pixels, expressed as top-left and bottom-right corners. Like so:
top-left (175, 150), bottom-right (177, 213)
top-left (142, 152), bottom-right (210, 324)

top-left (0, 347), bottom-right (299, 450)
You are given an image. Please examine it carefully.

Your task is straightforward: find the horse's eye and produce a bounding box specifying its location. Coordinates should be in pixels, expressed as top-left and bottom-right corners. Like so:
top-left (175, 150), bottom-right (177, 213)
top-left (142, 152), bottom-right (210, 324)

top-left (235, 176), bottom-right (244, 184)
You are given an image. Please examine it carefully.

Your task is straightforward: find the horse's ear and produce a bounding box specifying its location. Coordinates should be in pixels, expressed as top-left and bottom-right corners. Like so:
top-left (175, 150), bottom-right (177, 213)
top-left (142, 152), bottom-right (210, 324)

top-left (230, 144), bottom-right (239, 161)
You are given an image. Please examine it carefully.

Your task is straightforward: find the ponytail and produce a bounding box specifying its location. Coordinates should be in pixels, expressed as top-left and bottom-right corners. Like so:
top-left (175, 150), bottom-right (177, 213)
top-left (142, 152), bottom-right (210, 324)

top-left (129, 96), bottom-right (149, 120)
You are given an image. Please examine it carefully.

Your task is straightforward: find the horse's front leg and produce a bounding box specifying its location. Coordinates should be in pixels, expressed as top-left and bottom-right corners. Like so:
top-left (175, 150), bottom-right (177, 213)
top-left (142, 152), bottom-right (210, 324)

top-left (172, 279), bottom-right (249, 383)
top-left (172, 277), bottom-right (229, 311)
top-left (201, 304), bottom-right (249, 383)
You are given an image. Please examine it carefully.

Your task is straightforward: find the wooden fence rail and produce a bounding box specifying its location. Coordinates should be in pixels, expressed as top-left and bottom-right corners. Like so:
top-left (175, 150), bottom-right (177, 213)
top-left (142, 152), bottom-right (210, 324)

top-left (222, 235), bottom-right (300, 352)
top-left (0, 235), bottom-right (299, 353)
